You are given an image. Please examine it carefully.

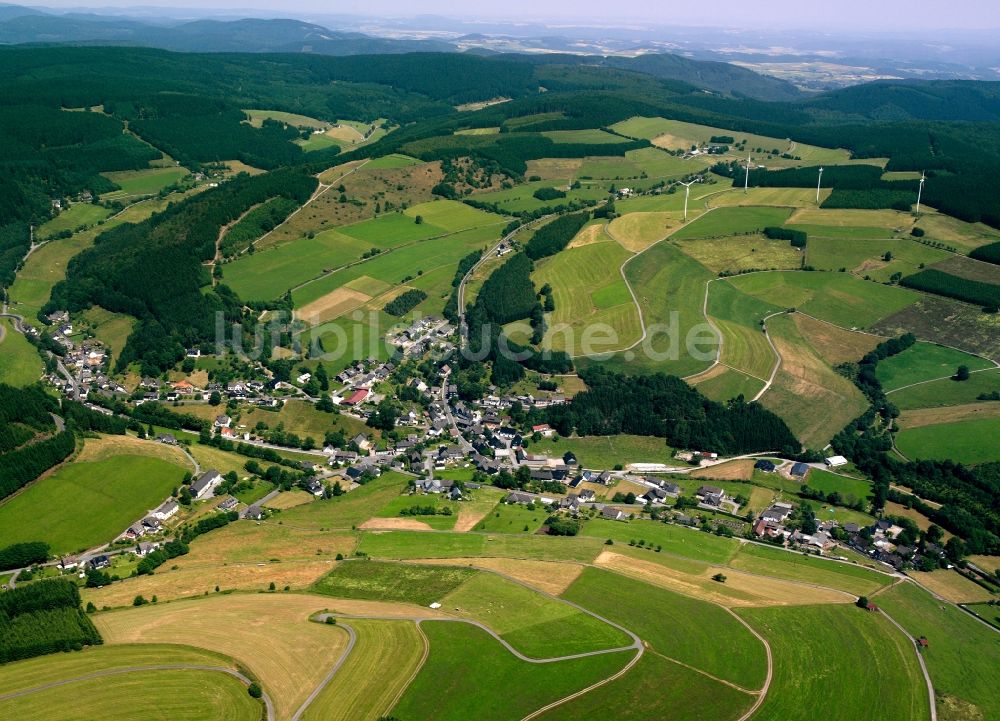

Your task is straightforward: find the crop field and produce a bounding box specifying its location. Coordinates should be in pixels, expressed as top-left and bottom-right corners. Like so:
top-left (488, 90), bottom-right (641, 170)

top-left (911, 568), bottom-right (996, 604)
top-left (736, 604), bottom-right (930, 721)
top-left (536, 648), bottom-right (754, 721)
top-left (588, 241), bottom-right (716, 377)
top-left (806, 236), bottom-right (951, 281)
top-left (564, 568), bottom-right (767, 689)
top-left (0, 319), bottom-right (42, 387)
top-left (313, 560), bottom-right (476, 606)
top-left (759, 313), bottom-right (870, 448)
top-left (876, 582), bottom-right (1000, 720)
top-left (670, 206), bottom-right (793, 240)
top-left (101, 166), bottom-right (188, 199)
top-left (711, 318), bottom-right (775, 379)
top-left (727, 271), bottom-right (918, 328)
top-left (527, 434), bottom-right (674, 469)
top-left (787, 207), bottom-right (910, 230)
top-left (871, 294), bottom-right (1000, 361)
top-left (895, 416), bottom-right (1000, 464)
top-left (532, 240), bottom-right (641, 354)
top-left (625, 146), bottom-right (703, 178)
top-left (728, 544), bottom-right (890, 596)
top-left (890, 367), bottom-right (1000, 409)
top-left (440, 571), bottom-right (632, 657)
top-left (38, 202), bottom-right (112, 236)
top-left (876, 341), bottom-right (994, 391)
top-left (607, 211), bottom-right (679, 252)
top-left (790, 313), bottom-right (882, 366)
top-left (582, 518), bottom-right (740, 565)
top-left (301, 619), bottom-right (424, 721)
top-left (674, 234), bottom-right (803, 274)
top-left (0, 453), bottom-right (185, 554)
top-left (358, 530), bottom-right (605, 563)
top-left (390, 621), bottom-right (631, 721)
top-left (0, 666), bottom-right (261, 721)
top-left (95, 593), bottom-right (350, 721)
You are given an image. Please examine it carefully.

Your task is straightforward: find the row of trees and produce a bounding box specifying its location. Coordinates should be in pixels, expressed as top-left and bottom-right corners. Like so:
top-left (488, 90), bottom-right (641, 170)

top-left (383, 289), bottom-right (427, 316)
top-left (0, 542), bottom-right (50, 571)
top-left (524, 211), bottom-right (591, 260)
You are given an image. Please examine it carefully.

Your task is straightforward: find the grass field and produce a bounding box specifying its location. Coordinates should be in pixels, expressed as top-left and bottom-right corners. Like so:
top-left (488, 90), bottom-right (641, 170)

top-left (312, 560), bottom-right (476, 606)
top-left (279, 473), bottom-right (409, 530)
top-left (911, 569), bottom-right (996, 603)
top-left (736, 604), bottom-right (930, 721)
top-left (877, 581), bottom-right (1000, 720)
top-left (914, 210), bottom-right (1000, 254)
top-left (589, 241), bottom-right (716, 376)
top-left (475, 502), bottom-right (548, 534)
top-left (890, 368), bottom-right (1000, 409)
top-left (390, 621), bottom-right (631, 721)
top-left (709, 187), bottom-right (829, 207)
top-left (712, 317), bottom-right (777, 379)
top-left (0, 666), bottom-right (260, 721)
top-left (358, 530), bottom-right (605, 563)
top-left (440, 571), bottom-right (632, 657)
top-left (244, 109), bottom-right (328, 129)
top-left (671, 206), bottom-right (793, 240)
top-left (38, 202), bottom-right (112, 236)
top-left (727, 271), bottom-right (918, 329)
top-left (895, 416), bottom-right (1000, 464)
top-left (806, 236), bottom-right (950, 282)
top-left (691, 366), bottom-right (767, 401)
top-left (760, 313), bottom-right (870, 448)
top-left (581, 518), bottom-right (740, 565)
top-left (674, 234), bottom-right (803, 274)
top-left (300, 619), bottom-right (424, 721)
top-left (532, 240), bottom-right (641, 355)
top-left (876, 342), bottom-right (995, 392)
top-left (607, 211), bottom-right (679, 252)
top-left (77, 306), bottom-right (136, 363)
top-left (374, 495), bottom-right (462, 530)
top-left (536, 648), bottom-right (754, 721)
top-left (0, 319), bottom-right (42, 387)
top-left (0, 453), bottom-right (185, 554)
top-left (791, 312), bottom-right (883, 366)
top-left (541, 129), bottom-right (624, 144)
top-left (95, 594), bottom-right (350, 721)
top-left (728, 544), bottom-right (890, 596)
top-left (101, 166), bottom-right (188, 199)
top-left (526, 434), bottom-right (673, 469)
top-left (563, 567), bottom-right (767, 689)
top-left (364, 153), bottom-right (423, 169)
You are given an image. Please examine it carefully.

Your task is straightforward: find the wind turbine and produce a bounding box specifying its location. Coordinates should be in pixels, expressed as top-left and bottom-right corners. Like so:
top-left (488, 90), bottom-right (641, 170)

top-left (744, 153), bottom-right (752, 194)
top-left (679, 178), bottom-right (700, 222)
top-left (816, 167), bottom-right (824, 204)
top-left (915, 171), bottom-right (926, 214)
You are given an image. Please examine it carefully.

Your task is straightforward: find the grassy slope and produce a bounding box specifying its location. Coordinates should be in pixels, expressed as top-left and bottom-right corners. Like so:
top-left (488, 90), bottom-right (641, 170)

top-left (311, 560), bottom-right (476, 606)
top-left (736, 604), bottom-right (930, 721)
top-left (876, 341), bottom-right (995, 391)
top-left (358, 530), bottom-right (605, 564)
top-left (0, 319), bottom-right (43, 387)
top-left (527, 434), bottom-right (673, 469)
top-left (728, 543), bottom-right (890, 597)
top-left (563, 567), bottom-right (767, 689)
top-left (890, 368), bottom-right (1000, 409)
top-left (0, 454), bottom-right (186, 554)
top-left (895, 417), bottom-right (1000, 464)
top-left (581, 518), bottom-right (739, 565)
top-left (390, 621), bottom-right (630, 721)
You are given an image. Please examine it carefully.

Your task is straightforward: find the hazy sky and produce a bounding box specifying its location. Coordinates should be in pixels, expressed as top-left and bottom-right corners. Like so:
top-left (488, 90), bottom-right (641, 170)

top-left (21, 0), bottom-right (1000, 30)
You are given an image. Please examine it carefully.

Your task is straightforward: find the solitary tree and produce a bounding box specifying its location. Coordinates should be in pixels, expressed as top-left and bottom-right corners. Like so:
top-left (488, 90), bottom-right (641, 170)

top-left (955, 365), bottom-right (971, 381)
top-left (247, 682), bottom-right (262, 699)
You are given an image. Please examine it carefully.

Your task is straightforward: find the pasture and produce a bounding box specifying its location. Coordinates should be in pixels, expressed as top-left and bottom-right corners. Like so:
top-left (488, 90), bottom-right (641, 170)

top-left (527, 434), bottom-right (674, 469)
top-left (532, 240), bottom-right (641, 355)
top-left (77, 306), bottom-right (135, 363)
top-left (759, 313), bottom-right (870, 449)
top-left (889, 367), bottom-right (1000, 409)
top-left (373, 495), bottom-right (462, 531)
top-left (726, 271), bottom-right (918, 328)
top-left (475, 502), bottom-right (547, 534)
top-left (914, 210), bottom-right (1000, 254)
top-left (244, 109), bottom-right (328, 129)
top-left (670, 206), bottom-right (792, 240)
top-left (877, 581), bottom-right (1000, 721)
top-left (389, 621), bottom-right (631, 721)
top-left (101, 166), bottom-right (188, 199)
top-left (876, 341), bottom-right (994, 392)
top-left (805, 236), bottom-right (951, 281)
top-left (0, 319), bottom-right (42, 387)
top-left (712, 317), bottom-right (777, 379)
top-left (38, 202), bottom-right (111, 237)
top-left (674, 234), bottom-right (803, 274)
top-left (313, 560), bottom-right (475, 607)
top-left (542, 129), bottom-right (624, 144)
top-left (895, 416), bottom-right (1000, 464)
top-left (440, 571), bottom-right (632, 657)
top-left (607, 211), bottom-right (678, 252)
top-left (736, 604), bottom-right (930, 721)
top-left (95, 593), bottom-right (351, 721)
top-left (709, 187), bottom-right (828, 207)
top-left (0, 452), bottom-right (186, 554)
top-left (358, 530), bottom-right (605, 564)
top-left (691, 365), bottom-right (766, 401)
top-left (582, 518), bottom-right (740, 566)
top-left (300, 619), bottom-right (424, 721)
top-left (790, 312), bottom-right (882, 366)
top-left (728, 544), bottom-right (890, 597)
top-left (564, 567), bottom-right (768, 689)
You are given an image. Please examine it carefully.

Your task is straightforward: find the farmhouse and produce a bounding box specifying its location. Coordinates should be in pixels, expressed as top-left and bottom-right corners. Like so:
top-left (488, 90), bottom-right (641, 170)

top-left (191, 469), bottom-right (223, 499)
top-left (790, 462), bottom-right (811, 479)
top-left (601, 506), bottom-right (627, 521)
top-left (343, 388), bottom-right (370, 406)
top-left (153, 499), bottom-right (179, 520)
top-left (824, 455), bottom-right (849, 468)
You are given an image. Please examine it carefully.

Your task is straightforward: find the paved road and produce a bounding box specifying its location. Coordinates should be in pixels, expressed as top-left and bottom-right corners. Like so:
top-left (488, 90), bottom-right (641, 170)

top-left (289, 621), bottom-right (357, 721)
top-left (0, 664), bottom-right (276, 721)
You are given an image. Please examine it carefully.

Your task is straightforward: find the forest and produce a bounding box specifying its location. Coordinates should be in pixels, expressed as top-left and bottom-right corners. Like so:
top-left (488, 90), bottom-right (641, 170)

top-left (900, 269), bottom-right (1000, 308)
top-left (0, 578), bottom-right (102, 663)
top-left (545, 367), bottom-right (800, 455)
top-left (524, 212), bottom-right (591, 260)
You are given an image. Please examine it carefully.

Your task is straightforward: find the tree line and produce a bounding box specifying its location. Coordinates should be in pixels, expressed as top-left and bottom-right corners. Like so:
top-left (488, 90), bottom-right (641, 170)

top-left (0, 579), bottom-right (102, 663)
top-left (900, 269), bottom-right (1000, 310)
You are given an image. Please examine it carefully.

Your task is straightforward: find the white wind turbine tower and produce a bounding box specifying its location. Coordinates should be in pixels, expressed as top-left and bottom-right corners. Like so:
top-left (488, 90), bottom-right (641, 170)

top-left (744, 153), bottom-right (752, 194)
top-left (916, 171), bottom-right (926, 214)
top-left (679, 178), bottom-right (700, 222)
top-left (816, 167), bottom-right (824, 204)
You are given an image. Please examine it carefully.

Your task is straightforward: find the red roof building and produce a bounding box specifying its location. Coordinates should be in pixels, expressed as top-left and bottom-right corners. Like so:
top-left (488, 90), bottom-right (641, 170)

top-left (343, 388), bottom-right (370, 406)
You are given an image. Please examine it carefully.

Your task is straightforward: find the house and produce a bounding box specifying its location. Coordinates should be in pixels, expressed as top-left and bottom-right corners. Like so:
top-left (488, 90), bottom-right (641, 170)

top-left (660, 482), bottom-right (681, 497)
top-left (136, 541), bottom-right (160, 557)
top-left (153, 499), bottom-right (179, 520)
top-left (531, 424), bottom-right (555, 438)
top-left (343, 388), bottom-right (370, 406)
top-left (578, 489), bottom-right (597, 503)
top-left (506, 491), bottom-right (533, 505)
top-left (214, 415), bottom-right (232, 428)
top-left (351, 434), bottom-right (371, 452)
top-left (156, 433), bottom-right (177, 445)
top-left (141, 516), bottom-right (162, 532)
top-left (601, 506), bottom-right (626, 521)
top-left (824, 455), bottom-right (849, 468)
top-left (696, 485), bottom-right (725, 506)
top-left (190, 469), bottom-right (223, 499)
top-left (218, 497), bottom-right (238, 511)
top-left (124, 524), bottom-right (145, 540)
top-left (297, 372), bottom-right (312, 384)
top-left (754, 459), bottom-right (776, 473)
top-left (243, 504), bottom-right (264, 520)
top-left (90, 554), bottom-right (110, 570)
top-left (643, 487), bottom-right (670, 504)
top-left (790, 462), bottom-right (810, 478)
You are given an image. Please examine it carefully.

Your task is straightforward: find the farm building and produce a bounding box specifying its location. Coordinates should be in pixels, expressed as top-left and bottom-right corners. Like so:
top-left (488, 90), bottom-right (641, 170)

top-left (343, 388), bottom-right (370, 406)
top-left (191, 469), bottom-right (223, 498)
top-left (824, 455), bottom-right (849, 467)
top-left (790, 462), bottom-right (810, 478)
